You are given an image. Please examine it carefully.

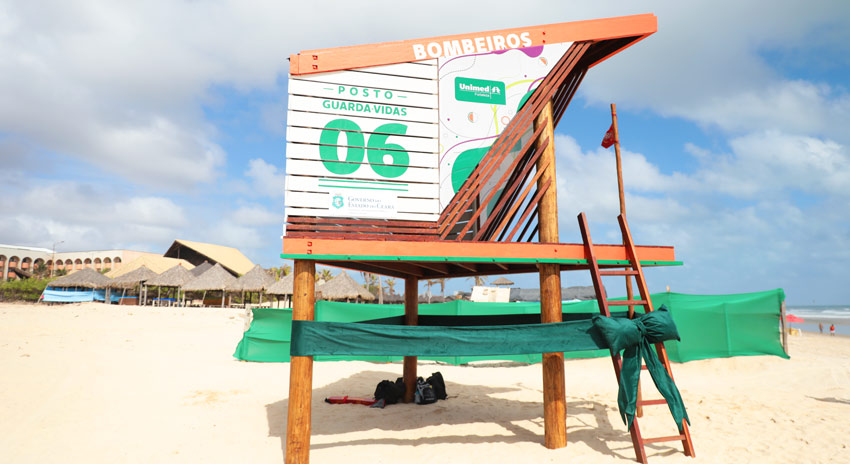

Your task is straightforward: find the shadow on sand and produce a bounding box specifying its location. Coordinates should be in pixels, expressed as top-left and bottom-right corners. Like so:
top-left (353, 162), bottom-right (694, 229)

top-left (266, 368), bottom-right (682, 461)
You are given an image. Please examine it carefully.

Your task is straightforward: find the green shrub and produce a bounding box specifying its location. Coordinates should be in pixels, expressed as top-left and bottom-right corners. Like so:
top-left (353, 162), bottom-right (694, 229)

top-left (0, 277), bottom-right (56, 302)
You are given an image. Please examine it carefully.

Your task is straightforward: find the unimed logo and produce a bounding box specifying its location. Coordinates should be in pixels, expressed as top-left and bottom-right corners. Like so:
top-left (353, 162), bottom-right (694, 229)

top-left (454, 77), bottom-right (506, 105)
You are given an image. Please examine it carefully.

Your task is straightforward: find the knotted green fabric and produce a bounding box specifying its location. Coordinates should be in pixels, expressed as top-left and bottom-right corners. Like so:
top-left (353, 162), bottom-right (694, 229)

top-left (592, 306), bottom-right (690, 432)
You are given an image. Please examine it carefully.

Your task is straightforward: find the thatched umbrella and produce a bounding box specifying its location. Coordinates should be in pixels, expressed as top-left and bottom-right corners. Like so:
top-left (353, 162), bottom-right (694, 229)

top-left (491, 277), bottom-right (515, 287)
top-left (316, 271), bottom-right (375, 302)
top-left (227, 265), bottom-right (275, 307)
top-left (49, 268), bottom-right (112, 289)
top-left (46, 268), bottom-right (113, 303)
top-left (266, 273), bottom-right (294, 296)
top-left (266, 273), bottom-right (294, 307)
top-left (190, 261), bottom-right (213, 277)
top-left (144, 264), bottom-right (195, 307)
top-left (182, 263), bottom-right (236, 307)
top-left (109, 265), bottom-right (158, 305)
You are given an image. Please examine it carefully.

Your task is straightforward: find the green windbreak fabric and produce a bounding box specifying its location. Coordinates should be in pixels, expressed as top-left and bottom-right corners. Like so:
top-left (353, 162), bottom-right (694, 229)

top-left (290, 318), bottom-right (607, 357)
top-left (232, 289), bottom-right (788, 363)
top-left (233, 308), bottom-right (293, 362)
top-left (592, 307), bottom-right (689, 431)
top-left (653, 290), bottom-right (788, 361)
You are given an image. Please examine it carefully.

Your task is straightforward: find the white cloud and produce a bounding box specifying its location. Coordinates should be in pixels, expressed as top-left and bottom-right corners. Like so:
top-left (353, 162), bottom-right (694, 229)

top-left (231, 204), bottom-right (280, 225)
top-left (245, 158), bottom-right (285, 199)
top-left (577, 2), bottom-right (850, 142)
top-left (685, 131), bottom-right (850, 198)
top-left (0, 178), bottom-right (186, 251)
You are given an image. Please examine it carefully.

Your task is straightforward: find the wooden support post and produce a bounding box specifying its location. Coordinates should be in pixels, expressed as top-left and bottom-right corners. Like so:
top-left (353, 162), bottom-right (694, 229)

top-left (535, 101), bottom-right (567, 449)
top-left (285, 259), bottom-right (315, 464)
top-left (403, 276), bottom-right (418, 403)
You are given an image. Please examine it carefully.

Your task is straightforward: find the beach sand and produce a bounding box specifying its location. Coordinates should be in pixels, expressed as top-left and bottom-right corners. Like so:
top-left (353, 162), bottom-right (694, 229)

top-left (1, 302), bottom-right (848, 463)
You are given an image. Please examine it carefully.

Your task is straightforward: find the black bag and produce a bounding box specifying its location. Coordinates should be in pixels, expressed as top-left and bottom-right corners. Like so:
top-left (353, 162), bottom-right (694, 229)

top-left (374, 377), bottom-right (406, 405)
top-left (426, 371), bottom-right (447, 400)
top-left (415, 377), bottom-right (437, 405)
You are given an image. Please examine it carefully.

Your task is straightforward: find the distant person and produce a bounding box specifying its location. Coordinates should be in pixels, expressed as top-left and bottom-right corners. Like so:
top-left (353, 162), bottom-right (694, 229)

top-left (829, 324), bottom-right (835, 336)
top-left (819, 322), bottom-right (824, 334)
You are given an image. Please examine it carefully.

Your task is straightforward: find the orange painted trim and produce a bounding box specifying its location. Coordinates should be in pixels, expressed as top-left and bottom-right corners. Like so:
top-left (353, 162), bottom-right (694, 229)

top-left (290, 14), bottom-right (657, 75)
top-left (282, 238), bottom-right (674, 262)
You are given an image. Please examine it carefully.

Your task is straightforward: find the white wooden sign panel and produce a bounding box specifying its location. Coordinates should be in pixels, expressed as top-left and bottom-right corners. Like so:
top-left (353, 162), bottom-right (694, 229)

top-left (285, 59), bottom-right (440, 221)
top-left (284, 44), bottom-right (572, 222)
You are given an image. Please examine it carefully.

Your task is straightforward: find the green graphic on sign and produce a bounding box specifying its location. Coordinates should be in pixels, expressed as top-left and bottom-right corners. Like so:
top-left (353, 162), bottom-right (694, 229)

top-left (318, 118), bottom-right (410, 179)
top-left (454, 77), bottom-right (506, 105)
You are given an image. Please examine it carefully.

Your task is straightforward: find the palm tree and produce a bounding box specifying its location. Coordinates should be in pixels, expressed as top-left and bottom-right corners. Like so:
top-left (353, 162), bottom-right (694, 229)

top-left (424, 279), bottom-right (442, 303)
top-left (281, 263), bottom-right (292, 277)
top-left (467, 275), bottom-right (489, 287)
top-left (34, 263), bottom-right (48, 278)
top-left (316, 268), bottom-right (334, 282)
top-left (437, 278), bottom-right (446, 297)
top-left (385, 278), bottom-right (397, 296)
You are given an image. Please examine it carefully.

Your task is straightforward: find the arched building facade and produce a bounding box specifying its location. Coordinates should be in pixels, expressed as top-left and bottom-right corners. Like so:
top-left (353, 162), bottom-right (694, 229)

top-left (0, 245), bottom-right (154, 281)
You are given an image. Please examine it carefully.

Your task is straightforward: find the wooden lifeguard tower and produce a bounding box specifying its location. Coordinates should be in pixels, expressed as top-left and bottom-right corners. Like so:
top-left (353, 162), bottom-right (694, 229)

top-left (281, 14), bottom-right (693, 463)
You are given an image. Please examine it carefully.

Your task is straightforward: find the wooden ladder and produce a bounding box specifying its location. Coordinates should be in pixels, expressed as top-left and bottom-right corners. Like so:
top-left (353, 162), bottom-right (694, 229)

top-left (578, 212), bottom-right (695, 463)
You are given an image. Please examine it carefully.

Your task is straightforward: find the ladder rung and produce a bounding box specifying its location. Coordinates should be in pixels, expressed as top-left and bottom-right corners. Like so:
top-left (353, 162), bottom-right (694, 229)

top-left (608, 300), bottom-right (648, 306)
top-left (599, 270), bottom-right (639, 276)
top-left (642, 434), bottom-right (686, 445)
top-left (637, 399), bottom-right (667, 406)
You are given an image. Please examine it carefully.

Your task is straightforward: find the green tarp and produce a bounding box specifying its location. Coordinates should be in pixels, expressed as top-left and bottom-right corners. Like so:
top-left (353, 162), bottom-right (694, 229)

top-left (233, 289), bottom-right (788, 363)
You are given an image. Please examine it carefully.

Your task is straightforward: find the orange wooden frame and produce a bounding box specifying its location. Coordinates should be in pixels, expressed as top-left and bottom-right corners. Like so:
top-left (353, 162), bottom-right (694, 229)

top-left (290, 14), bottom-right (656, 74)
top-left (282, 237), bottom-right (675, 263)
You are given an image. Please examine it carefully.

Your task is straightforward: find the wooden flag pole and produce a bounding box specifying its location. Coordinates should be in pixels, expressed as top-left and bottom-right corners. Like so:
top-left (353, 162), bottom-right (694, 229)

top-left (610, 102), bottom-right (643, 416)
top-left (610, 103), bottom-right (635, 317)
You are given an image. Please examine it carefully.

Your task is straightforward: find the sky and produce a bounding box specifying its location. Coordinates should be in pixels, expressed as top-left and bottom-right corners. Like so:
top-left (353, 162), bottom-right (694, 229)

top-left (1, 1), bottom-right (848, 304)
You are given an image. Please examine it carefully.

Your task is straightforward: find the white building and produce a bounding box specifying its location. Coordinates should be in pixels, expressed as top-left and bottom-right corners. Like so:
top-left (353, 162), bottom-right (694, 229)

top-left (0, 244), bottom-right (159, 281)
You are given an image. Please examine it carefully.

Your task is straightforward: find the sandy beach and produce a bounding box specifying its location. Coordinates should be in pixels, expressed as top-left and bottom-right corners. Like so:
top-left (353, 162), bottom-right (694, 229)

top-left (1, 302), bottom-right (848, 463)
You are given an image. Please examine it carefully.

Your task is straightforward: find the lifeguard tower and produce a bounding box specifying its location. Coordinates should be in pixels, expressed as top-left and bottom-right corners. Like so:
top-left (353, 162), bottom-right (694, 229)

top-left (281, 14), bottom-right (694, 463)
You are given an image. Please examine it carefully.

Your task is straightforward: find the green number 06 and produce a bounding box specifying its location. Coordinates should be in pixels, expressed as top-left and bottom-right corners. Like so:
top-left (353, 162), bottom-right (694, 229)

top-left (318, 119), bottom-right (410, 178)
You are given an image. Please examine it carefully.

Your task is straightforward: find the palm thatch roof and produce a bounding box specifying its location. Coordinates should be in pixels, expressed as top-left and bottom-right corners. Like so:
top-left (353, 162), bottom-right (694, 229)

top-left (182, 263), bottom-right (236, 291)
top-left (49, 268), bottom-right (112, 289)
top-left (226, 265), bottom-right (274, 292)
top-left (317, 271), bottom-right (375, 301)
top-left (109, 265), bottom-right (159, 289)
top-left (491, 277), bottom-right (515, 286)
top-left (105, 255), bottom-right (193, 279)
top-left (190, 262), bottom-right (213, 277)
top-left (266, 273), bottom-right (294, 296)
top-left (145, 264), bottom-right (195, 288)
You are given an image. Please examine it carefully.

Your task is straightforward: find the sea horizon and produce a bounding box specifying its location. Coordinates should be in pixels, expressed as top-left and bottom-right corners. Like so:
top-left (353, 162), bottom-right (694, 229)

top-left (786, 304), bottom-right (850, 335)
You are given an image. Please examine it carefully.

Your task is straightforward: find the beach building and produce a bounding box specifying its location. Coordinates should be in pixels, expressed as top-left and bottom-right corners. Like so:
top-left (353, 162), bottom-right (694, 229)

top-left (0, 244), bottom-right (158, 281)
top-left (163, 239), bottom-right (254, 277)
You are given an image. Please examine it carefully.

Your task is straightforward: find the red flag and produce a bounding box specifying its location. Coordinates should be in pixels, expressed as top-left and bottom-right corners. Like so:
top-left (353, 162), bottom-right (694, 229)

top-left (601, 123), bottom-right (616, 148)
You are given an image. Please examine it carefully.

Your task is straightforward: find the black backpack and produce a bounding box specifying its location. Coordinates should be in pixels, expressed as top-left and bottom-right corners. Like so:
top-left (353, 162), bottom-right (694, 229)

top-left (374, 377), bottom-right (406, 405)
top-left (415, 377), bottom-right (437, 405)
top-left (426, 372), bottom-right (447, 400)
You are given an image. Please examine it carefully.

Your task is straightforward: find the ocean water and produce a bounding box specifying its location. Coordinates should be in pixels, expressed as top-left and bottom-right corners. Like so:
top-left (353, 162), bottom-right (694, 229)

top-left (786, 305), bottom-right (850, 335)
